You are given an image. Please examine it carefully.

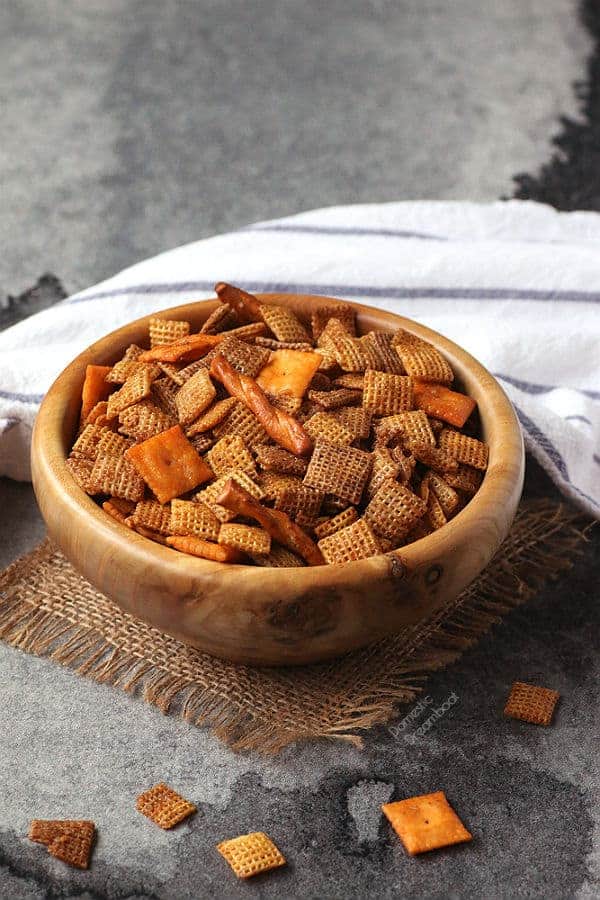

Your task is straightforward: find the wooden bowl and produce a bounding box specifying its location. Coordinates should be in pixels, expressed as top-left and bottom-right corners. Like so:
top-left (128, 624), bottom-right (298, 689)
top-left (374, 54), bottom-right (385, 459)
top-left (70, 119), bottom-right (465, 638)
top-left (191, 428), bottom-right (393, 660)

top-left (31, 294), bottom-right (524, 666)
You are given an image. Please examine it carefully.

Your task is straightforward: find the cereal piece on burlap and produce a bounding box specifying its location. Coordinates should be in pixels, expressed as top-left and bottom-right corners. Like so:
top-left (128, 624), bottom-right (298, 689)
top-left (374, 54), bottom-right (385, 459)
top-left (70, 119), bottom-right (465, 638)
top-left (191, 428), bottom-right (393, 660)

top-left (409, 441), bottom-right (460, 474)
top-left (216, 336), bottom-right (271, 378)
top-left (148, 316), bottom-right (190, 348)
top-left (366, 449), bottom-right (401, 500)
top-left (439, 429), bottom-right (489, 471)
top-left (393, 333), bottom-right (454, 384)
top-left (364, 479), bottom-right (426, 542)
top-left (360, 331), bottom-right (405, 374)
top-left (201, 304), bottom-right (238, 334)
top-left (126, 425), bottom-right (212, 503)
top-left (197, 470), bottom-right (264, 522)
top-left (331, 406), bottom-right (372, 441)
top-left (256, 337), bottom-right (314, 352)
top-left (152, 376), bottom-right (180, 415)
top-left (308, 388), bottom-right (362, 410)
top-left (189, 433), bottom-right (215, 455)
top-left (29, 820), bottom-right (96, 869)
top-left (70, 424), bottom-right (109, 460)
top-left (426, 471), bottom-right (460, 517)
top-left (318, 319), bottom-right (367, 372)
top-left (218, 523), bottom-right (271, 556)
top-left (213, 401), bottom-right (269, 447)
top-left (362, 370), bottom-right (414, 416)
top-left (207, 434), bottom-right (256, 476)
top-left (264, 392), bottom-right (303, 416)
top-left (304, 439), bottom-right (372, 505)
top-left (175, 369), bottom-right (217, 426)
top-left (186, 398), bottom-right (237, 436)
top-left (66, 456), bottom-right (96, 493)
top-left (443, 463), bottom-right (482, 494)
top-left (259, 304), bottom-right (311, 344)
top-left (382, 791), bottom-right (472, 856)
top-left (129, 499), bottom-right (173, 536)
top-left (119, 400), bottom-right (177, 442)
top-left (311, 303), bottom-right (356, 340)
top-left (375, 410), bottom-right (435, 448)
top-left (136, 783), bottom-right (197, 829)
top-left (96, 430), bottom-right (133, 458)
top-left (275, 484), bottom-right (324, 529)
top-left (304, 412), bottom-right (354, 447)
top-left (255, 444), bottom-right (308, 476)
top-left (217, 831), bottom-right (286, 880)
top-left (249, 544), bottom-right (306, 567)
top-left (166, 535), bottom-right (244, 561)
top-left (313, 506), bottom-right (358, 540)
top-left (256, 473), bottom-right (302, 504)
top-left (169, 499), bottom-right (220, 541)
top-left (504, 681), bottom-right (559, 726)
top-left (318, 517), bottom-right (380, 564)
top-left (334, 372), bottom-right (364, 391)
top-left (88, 455), bottom-right (145, 501)
top-left (102, 497), bottom-right (135, 524)
top-left (107, 367), bottom-right (154, 418)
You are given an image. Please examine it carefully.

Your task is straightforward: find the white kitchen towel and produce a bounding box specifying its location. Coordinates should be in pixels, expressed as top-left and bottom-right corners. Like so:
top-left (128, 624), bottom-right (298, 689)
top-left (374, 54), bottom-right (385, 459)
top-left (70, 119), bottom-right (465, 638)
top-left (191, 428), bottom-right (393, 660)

top-left (0, 200), bottom-right (598, 517)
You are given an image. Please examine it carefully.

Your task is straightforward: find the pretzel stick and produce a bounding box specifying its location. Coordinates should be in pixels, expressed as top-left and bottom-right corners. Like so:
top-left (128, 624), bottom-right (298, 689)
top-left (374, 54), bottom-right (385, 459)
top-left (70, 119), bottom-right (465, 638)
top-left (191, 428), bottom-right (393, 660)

top-left (215, 479), bottom-right (325, 566)
top-left (215, 282), bottom-right (264, 324)
top-left (210, 353), bottom-right (313, 456)
top-left (139, 333), bottom-right (224, 363)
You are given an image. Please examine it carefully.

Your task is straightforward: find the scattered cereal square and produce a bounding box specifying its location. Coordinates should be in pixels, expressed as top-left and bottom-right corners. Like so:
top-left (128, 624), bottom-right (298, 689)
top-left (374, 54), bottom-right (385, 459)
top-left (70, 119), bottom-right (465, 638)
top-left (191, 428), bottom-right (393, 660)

top-left (217, 831), bottom-right (286, 879)
top-left (504, 681), bottom-right (559, 726)
top-left (136, 783), bottom-right (196, 830)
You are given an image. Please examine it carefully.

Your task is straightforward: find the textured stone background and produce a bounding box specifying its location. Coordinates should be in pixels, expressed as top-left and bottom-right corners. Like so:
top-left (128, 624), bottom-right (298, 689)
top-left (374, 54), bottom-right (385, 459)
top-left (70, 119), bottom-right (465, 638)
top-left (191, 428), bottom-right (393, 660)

top-left (1, 1), bottom-right (599, 898)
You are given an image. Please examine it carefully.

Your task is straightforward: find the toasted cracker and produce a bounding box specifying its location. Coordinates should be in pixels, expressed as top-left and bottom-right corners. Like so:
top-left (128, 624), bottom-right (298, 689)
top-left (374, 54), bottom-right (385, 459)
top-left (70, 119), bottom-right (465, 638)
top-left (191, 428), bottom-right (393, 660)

top-left (364, 479), bottom-right (426, 542)
top-left (256, 349), bottom-right (322, 399)
top-left (304, 439), bottom-right (372, 505)
top-left (169, 499), bottom-right (221, 541)
top-left (126, 425), bottom-right (212, 504)
top-left (148, 316), bottom-right (190, 348)
top-left (362, 370), bottom-right (414, 416)
top-left (254, 443), bottom-right (308, 476)
top-left (207, 434), bottom-right (256, 477)
top-left (318, 517), bottom-right (381, 564)
top-left (106, 367), bottom-right (154, 418)
top-left (174, 369), bottom-right (217, 426)
top-left (304, 412), bottom-right (354, 446)
top-left (218, 523), bottom-right (271, 556)
top-left (260, 303), bottom-right (311, 343)
top-left (217, 831), bottom-right (286, 879)
top-left (313, 506), bottom-right (358, 540)
top-left (382, 791), bottom-right (472, 855)
top-left (504, 681), bottom-right (559, 726)
top-left (89, 455), bottom-right (146, 501)
top-left (186, 398), bottom-right (237, 436)
top-left (311, 303), bottom-right (356, 340)
top-left (136, 783), bottom-right (196, 830)
top-left (439, 429), bottom-right (489, 471)
top-left (118, 399), bottom-right (177, 442)
top-left (275, 484), bottom-right (324, 529)
top-left (29, 820), bottom-right (95, 869)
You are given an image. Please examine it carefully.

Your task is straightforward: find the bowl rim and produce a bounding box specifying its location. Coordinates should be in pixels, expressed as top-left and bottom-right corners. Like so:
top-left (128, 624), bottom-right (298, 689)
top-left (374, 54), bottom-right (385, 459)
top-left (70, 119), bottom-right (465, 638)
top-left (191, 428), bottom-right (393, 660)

top-left (32, 293), bottom-right (524, 589)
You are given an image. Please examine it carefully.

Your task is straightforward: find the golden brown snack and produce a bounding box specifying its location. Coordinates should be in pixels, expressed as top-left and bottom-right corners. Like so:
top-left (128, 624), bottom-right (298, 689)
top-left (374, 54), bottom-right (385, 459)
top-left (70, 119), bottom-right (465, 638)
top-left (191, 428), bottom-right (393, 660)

top-left (125, 425), bottom-right (213, 503)
top-left (215, 281), bottom-right (264, 323)
top-left (217, 831), bottom-right (286, 879)
top-left (166, 534), bottom-right (246, 563)
top-left (139, 332), bottom-right (224, 364)
top-left (382, 791), bottom-right (472, 856)
top-left (503, 681), bottom-right (559, 726)
top-left (136, 783), bottom-right (197, 829)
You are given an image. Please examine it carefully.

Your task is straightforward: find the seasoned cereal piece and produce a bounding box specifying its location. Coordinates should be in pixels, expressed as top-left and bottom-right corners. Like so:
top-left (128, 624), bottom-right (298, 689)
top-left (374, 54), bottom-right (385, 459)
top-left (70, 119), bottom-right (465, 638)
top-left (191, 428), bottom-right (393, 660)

top-left (393, 335), bottom-right (454, 384)
top-left (308, 388), bottom-right (362, 410)
top-left (254, 444), bottom-right (308, 476)
top-left (186, 397), bottom-right (237, 436)
top-left (175, 369), bottom-right (217, 426)
top-left (105, 345), bottom-right (146, 384)
top-left (333, 372), bottom-right (364, 391)
top-left (318, 517), bottom-right (381, 564)
top-left (362, 370), bottom-right (414, 416)
top-left (218, 523), bottom-right (271, 556)
top-left (313, 506), bottom-right (358, 540)
top-left (212, 336), bottom-right (271, 378)
top-left (331, 406), bottom-right (372, 441)
top-left (374, 410), bottom-right (435, 448)
top-left (360, 331), bottom-right (405, 374)
top-left (443, 464), bottom-right (482, 494)
top-left (438, 429), bottom-right (489, 471)
top-left (106, 367), bottom-right (154, 419)
top-left (118, 400), bottom-right (177, 442)
top-left (66, 456), bottom-right (96, 493)
top-left (29, 820), bottom-right (96, 869)
top-left (426, 471), bottom-right (460, 517)
top-left (318, 319), bottom-right (367, 372)
top-left (259, 303), bottom-right (311, 344)
top-left (152, 376), bottom-right (180, 415)
top-left (256, 472), bottom-right (303, 503)
top-left (382, 791), bottom-right (472, 856)
top-left (126, 425), bottom-right (212, 504)
top-left (311, 303), bottom-right (356, 340)
top-left (82, 400), bottom-right (114, 428)
top-left (504, 681), bottom-right (559, 726)
top-left (136, 783), bottom-right (197, 829)
top-left (96, 430), bottom-right (133, 458)
top-left (169, 499), bottom-right (221, 541)
top-left (255, 337), bottom-right (314, 352)
top-left (364, 479), bottom-right (426, 543)
top-left (89, 455), bottom-right (146, 502)
top-left (217, 831), bottom-right (286, 880)
top-left (201, 303), bottom-right (238, 334)
top-left (102, 497), bottom-right (136, 524)
top-left (304, 412), bottom-right (354, 446)
top-left (129, 499), bottom-right (173, 536)
top-left (409, 441), bottom-right (460, 474)
top-left (366, 449), bottom-right (401, 500)
top-left (213, 400), bottom-right (270, 447)
top-left (275, 484), bottom-right (324, 528)
top-left (207, 434), bottom-right (256, 477)
top-left (148, 317), bottom-right (190, 348)
top-left (249, 544), bottom-right (306, 567)
top-left (70, 424), bottom-right (110, 460)
top-left (303, 439), bottom-right (372, 505)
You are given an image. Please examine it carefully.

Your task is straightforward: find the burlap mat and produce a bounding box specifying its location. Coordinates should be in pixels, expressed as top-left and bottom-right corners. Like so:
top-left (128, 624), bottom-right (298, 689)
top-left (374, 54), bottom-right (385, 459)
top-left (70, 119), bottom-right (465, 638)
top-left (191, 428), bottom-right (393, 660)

top-left (0, 499), bottom-right (587, 752)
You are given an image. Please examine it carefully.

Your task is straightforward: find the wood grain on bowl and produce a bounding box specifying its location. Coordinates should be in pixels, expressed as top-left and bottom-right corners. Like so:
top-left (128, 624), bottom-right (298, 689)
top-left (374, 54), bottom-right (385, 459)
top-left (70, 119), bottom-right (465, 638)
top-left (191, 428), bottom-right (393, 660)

top-left (31, 294), bottom-right (524, 665)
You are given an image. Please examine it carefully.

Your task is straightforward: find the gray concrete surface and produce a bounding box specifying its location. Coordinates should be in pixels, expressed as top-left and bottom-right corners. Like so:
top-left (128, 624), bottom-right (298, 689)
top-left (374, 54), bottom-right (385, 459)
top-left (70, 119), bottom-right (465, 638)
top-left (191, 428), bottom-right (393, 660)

top-left (0, 0), bottom-right (589, 299)
top-left (2, 1), bottom-right (599, 897)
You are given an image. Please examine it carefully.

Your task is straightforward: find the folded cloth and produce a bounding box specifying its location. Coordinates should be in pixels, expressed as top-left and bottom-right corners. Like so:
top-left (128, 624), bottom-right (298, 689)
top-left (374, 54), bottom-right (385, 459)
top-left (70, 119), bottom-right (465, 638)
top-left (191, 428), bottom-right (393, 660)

top-left (1, 200), bottom-right (598, 518)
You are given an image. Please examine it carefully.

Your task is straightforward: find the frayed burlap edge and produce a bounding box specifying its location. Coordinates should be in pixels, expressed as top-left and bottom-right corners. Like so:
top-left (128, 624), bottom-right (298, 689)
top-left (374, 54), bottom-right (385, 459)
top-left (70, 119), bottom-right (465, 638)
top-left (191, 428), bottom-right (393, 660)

top-left (0, 498), bottom-right (590, 753)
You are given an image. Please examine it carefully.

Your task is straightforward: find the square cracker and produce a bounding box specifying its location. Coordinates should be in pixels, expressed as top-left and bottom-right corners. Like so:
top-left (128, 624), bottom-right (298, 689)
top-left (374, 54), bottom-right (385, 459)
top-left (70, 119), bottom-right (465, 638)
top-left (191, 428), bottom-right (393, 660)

top-left (126, 425), bottom-right (213, 504)
top-left (136, 783), bottom-right (196, 829)
top-left (217, 831), bottom-right (286, 879)
top-left (504, 681), bottom-right (559, 726)
top-left (382, 791), bottom-right (472, 856)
